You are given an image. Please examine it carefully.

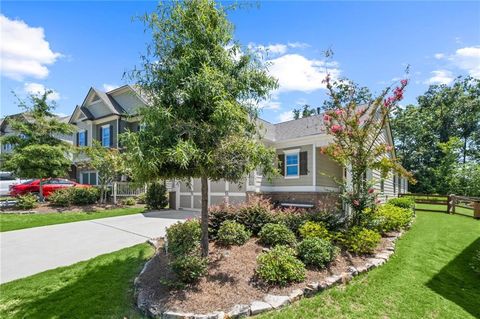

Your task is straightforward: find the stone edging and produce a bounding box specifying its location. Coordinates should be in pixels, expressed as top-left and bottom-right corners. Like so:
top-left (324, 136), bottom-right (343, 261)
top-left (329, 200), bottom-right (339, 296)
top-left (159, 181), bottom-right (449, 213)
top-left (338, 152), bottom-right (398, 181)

top-left (135, 230), bottom-right (405, 319)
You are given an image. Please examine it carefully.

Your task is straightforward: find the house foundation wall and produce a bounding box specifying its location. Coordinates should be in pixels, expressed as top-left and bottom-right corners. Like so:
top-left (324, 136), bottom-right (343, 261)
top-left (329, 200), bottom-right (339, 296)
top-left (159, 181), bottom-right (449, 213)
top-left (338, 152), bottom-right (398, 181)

top-left (247, 191), bottom-right (341, 211)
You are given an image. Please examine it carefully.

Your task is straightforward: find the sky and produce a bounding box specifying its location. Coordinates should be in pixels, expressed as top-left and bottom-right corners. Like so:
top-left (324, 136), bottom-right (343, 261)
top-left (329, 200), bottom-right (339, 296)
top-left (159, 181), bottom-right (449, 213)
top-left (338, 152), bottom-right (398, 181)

top-left (1, 1), bottom-right (479, 123)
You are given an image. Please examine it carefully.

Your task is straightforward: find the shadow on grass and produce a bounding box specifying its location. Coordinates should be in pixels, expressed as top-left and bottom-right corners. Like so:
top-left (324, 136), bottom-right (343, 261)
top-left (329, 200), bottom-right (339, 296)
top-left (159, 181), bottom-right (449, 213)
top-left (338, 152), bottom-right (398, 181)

top-left (427, 237), bottom-right (480, 318)
top-left (1, 246), bottom-right (150, 319)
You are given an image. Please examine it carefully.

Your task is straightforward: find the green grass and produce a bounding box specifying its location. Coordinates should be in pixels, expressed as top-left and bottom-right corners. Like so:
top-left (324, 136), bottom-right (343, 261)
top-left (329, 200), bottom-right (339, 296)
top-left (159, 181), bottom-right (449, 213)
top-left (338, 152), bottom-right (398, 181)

top-left (261, 212), bottom-right (480, 319)
top-left (415, 203), bottom-right (474, 217)
top-left (0, 243), bottom-right (154, 319)
top-left (0, 207), bottom-right (145, 232)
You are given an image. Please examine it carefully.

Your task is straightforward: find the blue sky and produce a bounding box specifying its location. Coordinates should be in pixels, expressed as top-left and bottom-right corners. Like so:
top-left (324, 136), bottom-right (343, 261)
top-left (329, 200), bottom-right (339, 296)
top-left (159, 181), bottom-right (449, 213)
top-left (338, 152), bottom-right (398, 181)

top-left (1, 1), bottom-right (479, 123)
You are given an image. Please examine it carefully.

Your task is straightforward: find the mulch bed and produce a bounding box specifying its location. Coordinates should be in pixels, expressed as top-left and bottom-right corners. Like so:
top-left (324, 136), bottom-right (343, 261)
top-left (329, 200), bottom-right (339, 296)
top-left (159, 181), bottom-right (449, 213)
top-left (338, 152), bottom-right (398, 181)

top-left (0, 202), bottom-right (144, 214)
top-left (136, 237), bottom-right (392, 314)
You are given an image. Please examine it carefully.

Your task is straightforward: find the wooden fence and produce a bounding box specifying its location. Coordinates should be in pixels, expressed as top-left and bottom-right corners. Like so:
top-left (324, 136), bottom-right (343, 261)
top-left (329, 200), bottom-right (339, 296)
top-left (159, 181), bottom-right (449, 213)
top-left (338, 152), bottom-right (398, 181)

top-left (399, 193), bottom-right (480, 219)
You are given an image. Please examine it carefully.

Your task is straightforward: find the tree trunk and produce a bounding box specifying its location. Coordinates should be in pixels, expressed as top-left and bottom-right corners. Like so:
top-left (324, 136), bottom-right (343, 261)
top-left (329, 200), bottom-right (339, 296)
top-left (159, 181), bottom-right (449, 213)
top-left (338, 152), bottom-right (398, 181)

top-left (200, 176), bottom-right (209, 257)
top-left (39, 179), bottom-right (45, 202)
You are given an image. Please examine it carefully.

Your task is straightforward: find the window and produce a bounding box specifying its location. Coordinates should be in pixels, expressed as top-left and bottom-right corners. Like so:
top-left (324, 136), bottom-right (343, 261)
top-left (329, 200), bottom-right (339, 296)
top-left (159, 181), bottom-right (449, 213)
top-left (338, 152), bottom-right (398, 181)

top-left (101, 125), bottom-right (110, 147)
top-left (285, 152), bottom-right (299, 177)
top-left (0, 172), bottom-right (15, 181)
top-left (78, 131), bottom-right (86, 146)
top-left (81, 172), bottom-right (97, 185)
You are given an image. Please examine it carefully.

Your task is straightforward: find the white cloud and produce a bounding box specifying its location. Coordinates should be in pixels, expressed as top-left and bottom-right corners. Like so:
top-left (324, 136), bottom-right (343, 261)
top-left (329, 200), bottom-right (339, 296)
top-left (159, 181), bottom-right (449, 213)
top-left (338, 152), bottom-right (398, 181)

top-left (0, 15), bottom-right (62, 81)
top-left (258, 99), bottom-right (281, 110)
top-left (278, 111), bottom-right (294, 122)
top-left (248, 43), bottom-right (288, 55)
top-left (102, 83), bottom-right (120, 92)
top-left (24, 82), bottom-right (60, 101)
top-left (449, 46), bottom-right (480, 78)
top-left (288, 42), bottom-right (310, 49)
top-left (267, 54), bottom-right (340, 93)
top-left (434, 53), bottom-right (445, 59)
top-left (425, 70), bottom-right (454, 85)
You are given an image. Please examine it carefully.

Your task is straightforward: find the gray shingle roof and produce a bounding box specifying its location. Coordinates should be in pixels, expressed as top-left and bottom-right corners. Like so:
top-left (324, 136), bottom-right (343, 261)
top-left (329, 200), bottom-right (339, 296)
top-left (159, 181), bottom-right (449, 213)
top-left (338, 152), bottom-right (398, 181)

top-left (259, 115), bottom-right (326, 141)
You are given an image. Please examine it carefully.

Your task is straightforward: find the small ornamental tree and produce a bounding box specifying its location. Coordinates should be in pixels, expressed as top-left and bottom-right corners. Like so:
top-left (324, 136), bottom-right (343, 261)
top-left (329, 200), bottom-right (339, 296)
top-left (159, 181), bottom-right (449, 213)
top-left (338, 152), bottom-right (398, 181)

top-left (0, 92), bottom-right (74, 201)
top-left (321, 72), bottom-right (414, 226)
top-left (122, 0), bottom-right (278, 257)
top-left (76, 141), bottom-right (126, 203)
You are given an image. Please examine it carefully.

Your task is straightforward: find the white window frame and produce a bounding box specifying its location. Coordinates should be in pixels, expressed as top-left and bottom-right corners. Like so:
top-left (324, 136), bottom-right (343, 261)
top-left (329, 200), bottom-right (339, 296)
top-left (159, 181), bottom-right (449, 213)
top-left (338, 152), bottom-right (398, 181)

top-left (81, 170), bottom-right (98, 185)
top-left (78, 130), bottom-right (87, 146)
top-left (284, 149), bottom-right (300, 179)
top-left (101, 124), bottom-right (110, 147)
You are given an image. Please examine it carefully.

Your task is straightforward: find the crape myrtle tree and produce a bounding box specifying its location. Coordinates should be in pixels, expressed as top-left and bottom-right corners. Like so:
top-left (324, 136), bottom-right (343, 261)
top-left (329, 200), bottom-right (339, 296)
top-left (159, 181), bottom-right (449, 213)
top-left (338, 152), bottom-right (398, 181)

top-left (321, 73), bottom-right (414, 226)
top-left (0, 92), bottom-right (74, 201)
top-left (122, 0), bottom-right (278, 257)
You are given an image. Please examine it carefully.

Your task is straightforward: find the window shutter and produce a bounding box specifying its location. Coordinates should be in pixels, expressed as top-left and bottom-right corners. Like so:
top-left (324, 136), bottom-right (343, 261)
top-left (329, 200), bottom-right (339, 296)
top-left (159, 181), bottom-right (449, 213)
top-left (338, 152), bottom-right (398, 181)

top-left (278, 154), bottom-right (285, 176)
top-left (76, 132), bottom-right (79, 146)
top-left (300, 151), bottom-right (308, 175)
top-left (109, 124), bottom-right (113, 147)
top-left (85, 130), bottom-right (88, 146)
top-left (99, 127), bottom-right (102, 142)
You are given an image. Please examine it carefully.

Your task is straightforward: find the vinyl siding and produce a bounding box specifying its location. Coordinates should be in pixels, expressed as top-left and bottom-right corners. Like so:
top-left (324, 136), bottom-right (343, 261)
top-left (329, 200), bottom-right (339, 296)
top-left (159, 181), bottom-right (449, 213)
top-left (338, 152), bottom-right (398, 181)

top-left (111, 91), bottom-right (145, 114)
top-left (316, 153), bottom-right (343, 187)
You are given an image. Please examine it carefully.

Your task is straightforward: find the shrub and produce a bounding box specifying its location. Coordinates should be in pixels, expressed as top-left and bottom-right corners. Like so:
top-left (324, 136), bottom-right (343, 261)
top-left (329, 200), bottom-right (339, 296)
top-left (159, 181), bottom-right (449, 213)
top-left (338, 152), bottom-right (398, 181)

top-left (16, 193), bottom-right (38, 210)
top-left (387, 197), bottom-right (415, 210)
top-left (146, 182), bottom-right (168, 209)
top-left (49, 189), bottom-right (72, 207)
top-left (136, 193), bottom-right (146, 204)
top-left (259, 223), bottom-right (297, 247)
top-left (70, 187), bottom-right (99, 205)
top-left (256, 245), bottom-right (306, 286)
top-left (121, 197), bottom-right (136, 206)
top-left (208, 204), bottom-right (236, 238)
top-left (274, 208), bottom-right (311, 235)
top-left (309, 210), bottom-right (345, 231)
top-left (235, 197), bottom-right (275, 234)
top-left (342, 226), bottom-right (381, 255)
top-left (217, 220), bottom-right (251, 246)
top-left (471, 250), bottom-right (480, 274)
top-left (170, 255), bottom-right (208, 283)
top-left (374, 204), bottom-right (414, 233)
top-left (166, 219), bottom-right (202, 257)
top-left (298, 237), bottom-right (337, 268)
top-left (298, 221), bottom-right (331, 240)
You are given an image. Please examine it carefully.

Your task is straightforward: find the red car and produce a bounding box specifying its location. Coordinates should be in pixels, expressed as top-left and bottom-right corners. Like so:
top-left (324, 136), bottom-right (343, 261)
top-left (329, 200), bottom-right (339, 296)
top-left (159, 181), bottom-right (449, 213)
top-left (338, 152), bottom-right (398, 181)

top-left (9, 178), bottom-right (91, 197)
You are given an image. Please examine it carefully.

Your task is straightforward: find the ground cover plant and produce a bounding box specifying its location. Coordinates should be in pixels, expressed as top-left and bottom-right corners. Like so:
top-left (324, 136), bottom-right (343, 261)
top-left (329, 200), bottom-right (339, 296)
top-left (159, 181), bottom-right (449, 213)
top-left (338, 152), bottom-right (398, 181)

top-left (0, 207), bottom-right (145, 232)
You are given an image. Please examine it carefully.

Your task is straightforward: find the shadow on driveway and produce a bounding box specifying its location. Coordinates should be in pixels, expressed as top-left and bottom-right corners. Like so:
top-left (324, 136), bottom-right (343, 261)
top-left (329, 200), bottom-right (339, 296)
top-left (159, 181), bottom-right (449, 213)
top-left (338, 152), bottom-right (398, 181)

top-left (142, 210), bottom-right (200, 220)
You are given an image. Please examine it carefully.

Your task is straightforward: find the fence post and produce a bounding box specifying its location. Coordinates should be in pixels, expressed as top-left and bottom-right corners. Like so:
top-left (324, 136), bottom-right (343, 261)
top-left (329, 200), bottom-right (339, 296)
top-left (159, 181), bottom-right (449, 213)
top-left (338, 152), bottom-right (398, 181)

top-left (113, 182), bottom-right (117, 205)
top-left (447, 194), bottom-right (455, 214)
top-left (474, 201), bottom-right (480, 220)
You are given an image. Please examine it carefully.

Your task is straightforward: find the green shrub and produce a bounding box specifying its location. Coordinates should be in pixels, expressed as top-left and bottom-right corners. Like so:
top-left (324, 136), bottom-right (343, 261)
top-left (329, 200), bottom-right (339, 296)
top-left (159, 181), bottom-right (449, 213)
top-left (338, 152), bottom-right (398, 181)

top-left (170, 255), bottom-right (208, 283)
top-left (274, 209), bottom-right (311, 235)
top-left (49, 189), bottom-right (72, 207)
top-left (256, 245), bottom-right (306, 286)
top-left (298, 237), bottom-right (337, 268)
top-left (166, 219), bottom-right (202, 257)
top-left (259, 223), bottom-right (297, 247)
top-left (208, 205), bottom-right (236, 238)
top-left (374, 204), bottom-right (414, 233)
top-left (121, 197), bottom-right (136, 206)
top-left (15, 193), bottom-right (38, 210)
top-left (342, 226), bottom-right (381, 255)
top-left (298, 221), bottom-right (331, 240)
top-left (471, 250), bottom-right (480, 274)
top-left (136, 193), bottom-right (146, 204)
top-left (217, 220), bottom-right (251, 246)
top-left (71, 187), bottom-right (99, 205)
top-left (235, 197), bottom-right (276, 234)
top-left (146, 182), bottom-right (168, 209)
top-left (387, 197), bottom-right (415, 210)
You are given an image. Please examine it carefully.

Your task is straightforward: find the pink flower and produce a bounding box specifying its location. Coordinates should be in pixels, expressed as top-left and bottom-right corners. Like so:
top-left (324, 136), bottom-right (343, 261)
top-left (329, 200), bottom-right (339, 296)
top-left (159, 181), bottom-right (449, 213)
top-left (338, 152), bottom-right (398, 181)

top-left (386, 145), bottom-right (393, 151)
top-left (401, 79), bottom-right (408, 86)
top-left (394, 87), bottom-right (404, 101)
top-left (323, 114), bottom-right (331, 122)
top-left (331, 124), bottom-right (343, 134)
top-left (335, 109), bottom-right (344, 115)
top-left (368, 188), bottom-right (374, 194)
top-left (353, 200), bottom-right (360, 207)
top-left (384, 96), bottom-right (395, 108)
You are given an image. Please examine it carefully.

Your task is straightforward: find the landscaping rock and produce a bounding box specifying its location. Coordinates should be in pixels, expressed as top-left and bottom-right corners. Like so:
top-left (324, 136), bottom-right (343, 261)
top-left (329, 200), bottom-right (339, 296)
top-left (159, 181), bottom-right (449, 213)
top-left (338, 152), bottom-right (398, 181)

top-left (303, 286), bottom-right (317, 297)
top-left (325, 274), bottom-right (342, 286)
top-left (307, 282), bottom-right (319, 291)
top-left (288, 289), bottom-right (304, 302)
top-left (193, 311), bottom-right (225, 319)
top-left (367, 258), bottom-right (385, 267)
top-left (355, 264), bottom-right (369, 273)
top-left (375, 251), bottom-right (393, 260)
top-left (163, 311), bottom-right (195, 319)
top-left (264, 294), bottom-right (290, 309)
top-left (347, 266), bottom-right (358, 276)
top-left (226, 304), bottom-right (250, 318)
top-left (249, 301), bottom-right (272, 315)
top-left (341, 272), bottom-right (353, 283)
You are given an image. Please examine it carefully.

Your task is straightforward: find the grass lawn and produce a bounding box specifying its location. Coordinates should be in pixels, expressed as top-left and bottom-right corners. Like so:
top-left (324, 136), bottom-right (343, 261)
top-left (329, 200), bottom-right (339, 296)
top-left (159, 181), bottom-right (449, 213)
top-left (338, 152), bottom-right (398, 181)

top-left (0, 243), bottom-right (154, 319)
top-left (261, 211), bottom-right (480, 319)
top-left (415, 203), bottom-right (474, 217)
top-left (0, 207), bottom-right (145, 232)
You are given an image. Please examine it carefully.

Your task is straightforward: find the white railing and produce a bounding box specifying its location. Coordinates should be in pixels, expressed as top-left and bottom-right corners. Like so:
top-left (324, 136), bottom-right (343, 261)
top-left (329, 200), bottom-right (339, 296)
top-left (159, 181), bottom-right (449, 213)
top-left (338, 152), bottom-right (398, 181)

top-left (112, 182), bottom-right (147, 204)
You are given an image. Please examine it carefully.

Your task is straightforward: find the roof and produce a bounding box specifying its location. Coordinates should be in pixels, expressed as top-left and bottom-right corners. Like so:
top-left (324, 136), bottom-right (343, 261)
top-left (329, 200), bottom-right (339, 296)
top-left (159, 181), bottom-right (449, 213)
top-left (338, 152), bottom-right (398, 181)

top-left (259, 115), bottom-right (327, 141)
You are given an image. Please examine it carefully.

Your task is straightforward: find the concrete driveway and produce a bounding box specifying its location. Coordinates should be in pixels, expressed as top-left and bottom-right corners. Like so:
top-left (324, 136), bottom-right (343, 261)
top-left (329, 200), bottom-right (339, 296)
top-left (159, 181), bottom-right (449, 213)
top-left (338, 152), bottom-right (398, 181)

top-left (0, 210), bottom-right (199, 284)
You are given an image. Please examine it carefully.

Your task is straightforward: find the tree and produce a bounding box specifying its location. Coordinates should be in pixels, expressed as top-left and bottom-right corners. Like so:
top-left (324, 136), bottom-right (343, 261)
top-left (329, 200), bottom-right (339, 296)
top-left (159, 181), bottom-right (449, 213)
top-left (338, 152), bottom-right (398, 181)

top-left (76, 141), bottom-right (126, 203)
top-left (321, 74), bottom-right (413, 226)
top-left (292, 104), bottom-right (318, 120)
top-left (0, 92), bottom-right (74, 200)
top-left (122, 0), bottom-right (277, 257)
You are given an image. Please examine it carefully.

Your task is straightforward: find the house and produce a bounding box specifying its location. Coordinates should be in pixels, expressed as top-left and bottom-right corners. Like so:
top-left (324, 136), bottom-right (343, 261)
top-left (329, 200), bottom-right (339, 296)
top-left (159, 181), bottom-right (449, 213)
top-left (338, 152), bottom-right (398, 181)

top-left (68, 85), bottom-right (148, 185)
top-left (69, 85), bottom-right (408, 208)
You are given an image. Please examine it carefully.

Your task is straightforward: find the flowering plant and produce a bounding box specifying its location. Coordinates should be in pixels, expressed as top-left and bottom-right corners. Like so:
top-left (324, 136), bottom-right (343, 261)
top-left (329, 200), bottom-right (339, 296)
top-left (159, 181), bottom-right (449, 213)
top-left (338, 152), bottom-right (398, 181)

top-left (321, 73), bottom-right (414, 226)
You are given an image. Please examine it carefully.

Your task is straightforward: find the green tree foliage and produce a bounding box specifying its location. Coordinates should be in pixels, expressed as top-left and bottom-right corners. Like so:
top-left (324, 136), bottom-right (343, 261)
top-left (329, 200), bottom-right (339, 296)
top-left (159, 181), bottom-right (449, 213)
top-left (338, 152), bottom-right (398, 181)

top-left (0, 92), bottom-right (74, 200)
top-left (122, 0), bottom-right (278, 256)
top-left (292, 104), bottom-right (318, 120)
top-left (392, 76), bottom-right (480, 195)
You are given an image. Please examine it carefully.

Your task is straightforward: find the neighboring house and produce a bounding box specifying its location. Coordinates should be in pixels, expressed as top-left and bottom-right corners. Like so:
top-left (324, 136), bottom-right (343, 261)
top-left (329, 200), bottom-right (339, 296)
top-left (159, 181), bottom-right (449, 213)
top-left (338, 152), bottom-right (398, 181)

top-left (69, 85), bottom-right (148, 185)
top-left (0, 112), bottom-right (73, 155)
top-left (172, 115), bottom-right (408, 210)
